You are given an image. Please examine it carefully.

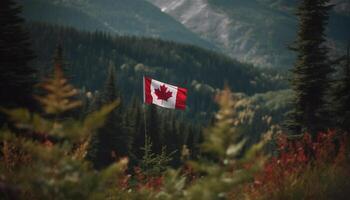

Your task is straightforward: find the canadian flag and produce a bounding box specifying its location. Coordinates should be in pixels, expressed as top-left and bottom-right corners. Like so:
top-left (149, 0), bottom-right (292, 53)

top-left (143, 77), bottom-right (187, 110)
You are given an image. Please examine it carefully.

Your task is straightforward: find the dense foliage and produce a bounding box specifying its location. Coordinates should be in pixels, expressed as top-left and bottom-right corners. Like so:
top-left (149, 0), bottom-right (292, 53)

top-left (0, 0), bottom-right (37, 122)
top-left (1, 82), bottom-right (349, 199)
top-left (246, 131), bottom-right (350, 200)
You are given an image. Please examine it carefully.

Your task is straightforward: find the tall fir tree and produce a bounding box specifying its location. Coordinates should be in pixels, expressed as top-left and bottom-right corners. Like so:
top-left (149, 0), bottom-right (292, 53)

top-left (0, 0), bottom-right (36, 116)
top-left (287, 0), bottom-right (333, 135)
top-left (145, 104), bottom-right (162, 154)
top-left (162, 115), bottom-right (182, 166)
top-left (129, 98), bottom-right (146, 160)
top-left (35, 45), bottom-right (81, 117)
top-left (51, 44), bottom-right (83, 119)
top-left (87, 62), bottom-right (129, 169)
top-left (333, 43), bottom-right (350, 132)
top-left (53, 44), bottom-right (64, 70)
top-left (53, 43), bottom-right (74, 80)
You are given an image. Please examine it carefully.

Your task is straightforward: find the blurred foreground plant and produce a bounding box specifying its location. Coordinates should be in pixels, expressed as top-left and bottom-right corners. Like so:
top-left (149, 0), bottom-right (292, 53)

top-left (0, 64), bottom-right (130, 200)
top-left (2, 74), bottom-right (346, 200)
top-left (246, 131), bottom-right (350, 200)
top-left (151, 87), bottom-right (271, 200)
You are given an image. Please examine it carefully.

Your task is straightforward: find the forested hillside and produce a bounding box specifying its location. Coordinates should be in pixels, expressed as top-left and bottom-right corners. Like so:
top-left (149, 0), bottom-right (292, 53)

top-left (28, 23), bottom-right (287, 121)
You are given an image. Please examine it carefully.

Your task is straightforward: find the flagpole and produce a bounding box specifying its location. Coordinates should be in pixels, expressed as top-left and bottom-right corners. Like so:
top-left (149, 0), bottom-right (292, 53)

top-left (142, 76), bottom-right (147, 141)
top-left (143, 104), bottom-right (147, 140)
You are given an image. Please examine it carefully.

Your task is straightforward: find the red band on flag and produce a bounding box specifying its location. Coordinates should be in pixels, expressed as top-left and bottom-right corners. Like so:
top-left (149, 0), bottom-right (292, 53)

top-left (144, 77), bottom-right (153, 104)
top-left (175, 87), bottom-right (187, 110)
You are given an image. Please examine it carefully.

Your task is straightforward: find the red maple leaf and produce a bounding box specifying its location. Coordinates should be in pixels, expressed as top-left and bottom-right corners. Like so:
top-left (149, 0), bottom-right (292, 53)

top-left (154, 84), bottom-right (172, 101)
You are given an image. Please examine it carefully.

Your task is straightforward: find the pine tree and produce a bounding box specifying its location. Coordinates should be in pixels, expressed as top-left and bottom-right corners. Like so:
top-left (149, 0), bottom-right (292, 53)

top-left (184, 125), bottom-right (198, 159)
top-left (124, 97), bottom-right (145, 167)
top-left (35, 47), bottom-right (81, 116)
top-left (0, 0), bottom-right (36, 117)
top-left (145, 104), bottom-right (162, 154)
top-left (139, 135), bottom-right (173, 176)
top-left (130, 101), bottom-right (146, 160)
top-left (52, 43), bottom-right (70, 77)
top-left (163, 115), bottom-right (181, 166)
top-left (333, 43), bottom-right (350, 132)
top-left (287, 0), bottom-right (333, 135)
top-left (87, 62), bottom-right (129, 169)
top-left (53, 44), bottom-right (64, 70)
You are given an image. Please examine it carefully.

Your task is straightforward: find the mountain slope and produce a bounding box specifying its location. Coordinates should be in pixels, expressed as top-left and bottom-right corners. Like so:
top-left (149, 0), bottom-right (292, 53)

top-left (147, 0), bottom-right (350, 68)
top-left (28, 23), bottom-right (287, 120)
top-left (19, 0), bottom-right (217, 51)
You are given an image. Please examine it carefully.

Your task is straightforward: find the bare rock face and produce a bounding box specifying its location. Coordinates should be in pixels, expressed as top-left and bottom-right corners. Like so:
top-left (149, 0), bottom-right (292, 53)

top-left (147, 0), bottom-right (294, 68)
top-left (155, 0), bottom-right (232, 50)
top-left (148, 0), bottom-right (350, 69)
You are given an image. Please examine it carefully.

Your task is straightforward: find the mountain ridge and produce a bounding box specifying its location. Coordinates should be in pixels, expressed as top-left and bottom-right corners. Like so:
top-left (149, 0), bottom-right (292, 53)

top-left (19, 0), bottom-right (218, 51)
